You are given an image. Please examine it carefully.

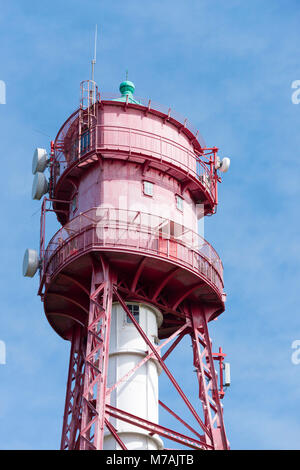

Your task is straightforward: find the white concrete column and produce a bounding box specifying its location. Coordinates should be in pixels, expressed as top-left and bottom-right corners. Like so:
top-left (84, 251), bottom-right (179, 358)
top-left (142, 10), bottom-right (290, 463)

top-left (104, 302), bottom-right (164, 450)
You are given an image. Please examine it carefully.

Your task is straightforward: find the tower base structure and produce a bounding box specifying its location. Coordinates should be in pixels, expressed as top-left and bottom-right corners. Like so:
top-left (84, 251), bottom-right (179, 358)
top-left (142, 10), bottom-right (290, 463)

top-left (57, 256), bottom-right (229, 451)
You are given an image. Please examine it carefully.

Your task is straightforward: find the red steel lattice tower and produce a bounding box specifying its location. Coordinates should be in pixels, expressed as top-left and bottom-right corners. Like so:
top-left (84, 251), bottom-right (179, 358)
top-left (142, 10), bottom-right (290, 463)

top-left (24, 77), bottom-right (231, 450)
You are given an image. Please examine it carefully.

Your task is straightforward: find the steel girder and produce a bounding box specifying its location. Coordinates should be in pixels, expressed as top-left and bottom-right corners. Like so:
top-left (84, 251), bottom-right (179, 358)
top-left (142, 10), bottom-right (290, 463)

top-left (60, 261), bottom-right (229, 450)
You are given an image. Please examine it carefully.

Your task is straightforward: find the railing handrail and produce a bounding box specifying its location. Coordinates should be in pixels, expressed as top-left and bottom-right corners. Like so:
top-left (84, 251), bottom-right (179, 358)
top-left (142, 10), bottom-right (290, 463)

top-left (53, 121), bottom-right (215, 202)
top-left (57, 123), bottom-right (207, 170)
top-left (42, 208), bottom-right (223, 294)
top-left (54, 97), bottom-right (205, 147)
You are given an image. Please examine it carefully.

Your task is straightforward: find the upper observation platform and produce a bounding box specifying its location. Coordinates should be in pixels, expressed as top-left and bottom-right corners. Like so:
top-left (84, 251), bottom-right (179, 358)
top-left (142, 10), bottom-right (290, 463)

top-left (51, 81), bottom-right (219, 225)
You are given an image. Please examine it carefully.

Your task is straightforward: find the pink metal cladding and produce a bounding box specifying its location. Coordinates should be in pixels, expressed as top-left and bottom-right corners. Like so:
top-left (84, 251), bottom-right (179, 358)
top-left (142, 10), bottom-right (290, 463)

top-left (54, 121), bottom-right (211, 186)
top-left (40, 85), bottom-right (229, 450)
top-left (52, 102), bottom-right (219, 215)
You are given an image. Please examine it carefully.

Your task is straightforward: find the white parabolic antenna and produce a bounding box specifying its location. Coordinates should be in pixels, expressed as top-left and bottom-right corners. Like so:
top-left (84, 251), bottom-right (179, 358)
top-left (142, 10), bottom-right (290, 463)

top-left (23, 248), bottom-right (39, 277)
top-left (32, 172), bottom-right (48, 200)
top-left (32, 148), bottom-right (48, 174)
top-left (220, 157), bottom-right (230, 173)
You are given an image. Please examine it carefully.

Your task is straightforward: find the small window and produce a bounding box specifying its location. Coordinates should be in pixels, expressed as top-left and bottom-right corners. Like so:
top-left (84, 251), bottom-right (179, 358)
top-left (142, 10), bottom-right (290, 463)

top-left (143, 181), bottom-right (153, 197)
top-left (55, 162), bottom-right (60, 177)
top-left (152, 335), bottom-right (159, 345)
top-left (126, 304), bottom-right (140, 324)
top-left (70, 138), bottom-right (79, 161)
top-left (176, 195), bottom-right (183, 211)
top-left (71, 194), bottom-right (77, 213)
top-left (81, 130), bottom-right (90, 154)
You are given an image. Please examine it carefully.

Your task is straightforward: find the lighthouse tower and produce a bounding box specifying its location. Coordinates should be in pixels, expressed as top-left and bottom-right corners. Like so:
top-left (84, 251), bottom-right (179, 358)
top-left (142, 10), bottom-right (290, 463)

top-left (24, 77), bottom-right (231, 450)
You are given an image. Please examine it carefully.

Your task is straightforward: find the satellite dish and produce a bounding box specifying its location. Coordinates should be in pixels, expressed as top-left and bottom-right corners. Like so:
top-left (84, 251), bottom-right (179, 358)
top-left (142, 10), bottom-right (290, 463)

top-left (219, 157), bottom-right (230, 173)
top-left (23, 248), bottom-right (39, 277)
top-left (215, 156), bottom-right (221, 170)
top-left (32, 172), bottom-right (48, 200)
top-left (32, 148), bottom-right (48, 174)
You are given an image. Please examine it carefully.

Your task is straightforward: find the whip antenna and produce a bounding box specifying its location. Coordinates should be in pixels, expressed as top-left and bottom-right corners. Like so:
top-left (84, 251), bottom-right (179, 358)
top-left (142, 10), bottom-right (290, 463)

top-left (91, 24), bottom-right (97, 82)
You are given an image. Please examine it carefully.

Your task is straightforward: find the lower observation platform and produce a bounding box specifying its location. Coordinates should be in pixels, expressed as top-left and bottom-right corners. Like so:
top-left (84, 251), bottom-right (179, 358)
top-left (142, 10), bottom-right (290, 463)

top-left (40, 208), bottom-right (225, 340)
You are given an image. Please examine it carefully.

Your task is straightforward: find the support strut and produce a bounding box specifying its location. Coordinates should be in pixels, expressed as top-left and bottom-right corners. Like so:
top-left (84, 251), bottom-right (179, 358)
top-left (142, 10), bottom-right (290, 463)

top-left (60, 264), bottom-right (229, 450)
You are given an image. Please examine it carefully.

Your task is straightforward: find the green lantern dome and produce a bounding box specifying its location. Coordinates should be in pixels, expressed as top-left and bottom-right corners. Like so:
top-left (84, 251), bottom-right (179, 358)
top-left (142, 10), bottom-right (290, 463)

top-left (113, 79), bottom-right (140, 104)
top-left (119, 80), bottom-right (135, 97)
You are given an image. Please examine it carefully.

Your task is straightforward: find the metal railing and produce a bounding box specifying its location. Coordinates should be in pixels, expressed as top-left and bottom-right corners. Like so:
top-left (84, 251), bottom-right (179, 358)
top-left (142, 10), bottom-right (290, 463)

top-left (54, 125), bottom-right (214, 198)
top-left (43, 208), bottom-right (223, 296)
top-left (53, 100), bottom-right (215, 202)
top-left (99, 94), bottom-right (206, 147)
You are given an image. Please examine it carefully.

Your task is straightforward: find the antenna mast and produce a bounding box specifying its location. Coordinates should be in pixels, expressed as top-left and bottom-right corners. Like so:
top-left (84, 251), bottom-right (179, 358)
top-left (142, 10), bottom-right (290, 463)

top-left (91, 24), bottom-right (97, 82)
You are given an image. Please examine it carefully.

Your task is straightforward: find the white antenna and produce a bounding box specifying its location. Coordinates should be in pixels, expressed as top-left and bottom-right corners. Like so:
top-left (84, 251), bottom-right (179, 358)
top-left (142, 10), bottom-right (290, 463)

top-left (91, 24), bottom-right (97, 82)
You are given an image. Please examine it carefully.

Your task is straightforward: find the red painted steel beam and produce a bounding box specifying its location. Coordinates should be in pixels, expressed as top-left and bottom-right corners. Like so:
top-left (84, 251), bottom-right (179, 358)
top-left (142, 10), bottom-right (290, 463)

top-left (106, 323), bottom-right (188, 397)
top-left (48, 292), bottom-right (89, 315)
top-left (161, 329), bottom-right (187, 362)
top-left (104, 418), bottom-right (128, 450)
top-left (199, 318), bottom-right (228, 449)
top-left (159, 400), bottom-right (204, 441)
top-left (59, 273), bottom-right (90, 296)
top-left (172, 282), bottom-right (204, 310)
top-left (117, 284), bottom-right (187, 321)
top-left (190, 305), bottom-right (229, 450)
top-left (60, 325), bottom-right (85, 450)
top-left (105, 405), bottom-right (212, 450)
top-left (113, 287), bottom-right (211, 440)
top-left (79, 263), bottom-right (113, 450)
top-left (130, 256), bottom-right (147, 292)
top-left (47, 311), bottom-right (86, 328)
top-left (151, 267), bottom-right (180, 301)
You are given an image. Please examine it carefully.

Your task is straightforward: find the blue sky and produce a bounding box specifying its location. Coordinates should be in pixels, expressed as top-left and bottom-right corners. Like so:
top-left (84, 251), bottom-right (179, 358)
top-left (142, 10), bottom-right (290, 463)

top-left (0, 0), bottom-right (300, 450)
